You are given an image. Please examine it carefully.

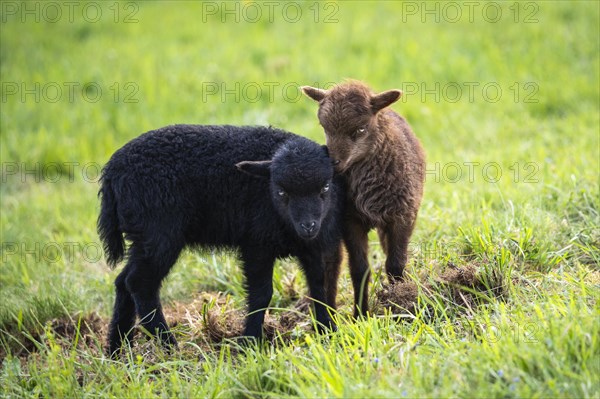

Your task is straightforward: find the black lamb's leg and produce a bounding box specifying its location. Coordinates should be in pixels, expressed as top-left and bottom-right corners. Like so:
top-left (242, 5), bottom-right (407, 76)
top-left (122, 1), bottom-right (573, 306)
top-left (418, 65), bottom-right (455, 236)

top-left (323, 243), bottom-right (343, 312)
top-left (125, 240), bottom-right (183, 350)
top-left (241, 249), bottom-right (275, 340)
top-left (108, 260), bottom-right (136, 357)
top-left (299, 251), bottom-right (335, 333)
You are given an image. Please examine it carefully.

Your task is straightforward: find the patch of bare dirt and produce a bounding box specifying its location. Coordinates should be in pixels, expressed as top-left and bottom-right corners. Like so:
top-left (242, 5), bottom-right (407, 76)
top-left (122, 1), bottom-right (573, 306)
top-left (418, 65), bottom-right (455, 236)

top-left (49, 312), bottom-right (106, 344)
top-left (167, 293), bottom-right (313, 348)
top-left (375, 262), bottom-right (505, 316)
top-left (0, 312), bottom-right (106, 362)
top-left (376, 280), bottom-right (422, 315)
top-left (2, 292), bottom-right (319, 362)
top-left (5, 262), bottom-right (509, 361)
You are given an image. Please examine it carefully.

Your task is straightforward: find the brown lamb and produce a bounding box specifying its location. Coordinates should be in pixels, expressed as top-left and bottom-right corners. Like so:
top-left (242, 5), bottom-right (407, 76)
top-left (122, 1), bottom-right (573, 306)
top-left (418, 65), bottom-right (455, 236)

top-left (302, 80), bottom-right (425, 316)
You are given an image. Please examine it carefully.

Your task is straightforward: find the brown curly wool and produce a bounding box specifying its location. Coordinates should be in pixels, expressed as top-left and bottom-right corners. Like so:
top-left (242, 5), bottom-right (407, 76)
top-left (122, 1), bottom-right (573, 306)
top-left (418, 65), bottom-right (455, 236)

top-left (303, 80), bottom-right (426, 316)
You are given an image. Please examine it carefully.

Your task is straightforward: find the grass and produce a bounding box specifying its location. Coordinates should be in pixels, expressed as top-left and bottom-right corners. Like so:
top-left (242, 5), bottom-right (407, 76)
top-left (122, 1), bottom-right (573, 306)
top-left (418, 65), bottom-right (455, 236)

top-left (1, 1), bottom-right (599, 397)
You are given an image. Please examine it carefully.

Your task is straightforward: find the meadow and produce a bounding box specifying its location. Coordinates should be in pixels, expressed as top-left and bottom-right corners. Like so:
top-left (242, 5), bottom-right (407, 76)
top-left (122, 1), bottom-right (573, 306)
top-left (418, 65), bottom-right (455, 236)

top-left (1, 1), bottom-right (599, 397)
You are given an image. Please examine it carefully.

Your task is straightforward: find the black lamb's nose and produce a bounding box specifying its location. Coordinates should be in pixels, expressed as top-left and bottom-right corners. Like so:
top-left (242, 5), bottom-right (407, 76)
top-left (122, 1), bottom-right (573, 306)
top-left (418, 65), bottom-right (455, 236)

top-left (301, 221), bottom-right (316, 233)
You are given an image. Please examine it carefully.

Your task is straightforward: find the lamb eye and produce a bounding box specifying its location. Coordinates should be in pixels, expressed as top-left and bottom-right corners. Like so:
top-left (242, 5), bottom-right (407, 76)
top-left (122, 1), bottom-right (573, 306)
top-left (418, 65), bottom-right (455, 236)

top-left (356, 128), bottom-right (366, 134)
top-left (277, 189), bottom-right (287, 197)
top-left (321, 183), bottom-right (330, 194)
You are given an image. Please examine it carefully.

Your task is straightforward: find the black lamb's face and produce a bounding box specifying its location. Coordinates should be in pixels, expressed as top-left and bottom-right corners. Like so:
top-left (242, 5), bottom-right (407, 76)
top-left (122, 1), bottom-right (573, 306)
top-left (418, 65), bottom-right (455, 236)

top-left (270, 146), bottom-right (334, 240)
top-left (270, 176), bottom-right (332, 240)
top-left (235, 142), bottom-right (335, 241)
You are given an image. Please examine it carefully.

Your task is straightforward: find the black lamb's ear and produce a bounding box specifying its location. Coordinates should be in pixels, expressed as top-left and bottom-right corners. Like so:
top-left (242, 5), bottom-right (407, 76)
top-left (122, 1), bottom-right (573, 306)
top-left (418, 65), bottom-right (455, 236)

top-left (235, 160), bottom-right (272, 178)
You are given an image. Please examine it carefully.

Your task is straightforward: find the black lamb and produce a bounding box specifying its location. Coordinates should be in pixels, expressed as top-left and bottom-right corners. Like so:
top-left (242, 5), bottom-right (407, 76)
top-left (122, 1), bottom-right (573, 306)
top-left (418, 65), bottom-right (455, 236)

top-left (98, 125), bottom-right (345, 356)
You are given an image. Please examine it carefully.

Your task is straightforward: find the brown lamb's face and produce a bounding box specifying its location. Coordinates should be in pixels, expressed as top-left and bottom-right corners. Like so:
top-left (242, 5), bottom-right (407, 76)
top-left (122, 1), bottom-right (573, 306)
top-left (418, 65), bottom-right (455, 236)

top-left (302, 83), bottom-right (401, 172)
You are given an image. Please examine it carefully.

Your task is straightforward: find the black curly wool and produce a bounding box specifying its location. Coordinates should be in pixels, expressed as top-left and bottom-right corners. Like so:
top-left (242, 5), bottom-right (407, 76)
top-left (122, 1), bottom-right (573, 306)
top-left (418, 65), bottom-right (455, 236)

top-left (98, 124), bottom-right (345, 356)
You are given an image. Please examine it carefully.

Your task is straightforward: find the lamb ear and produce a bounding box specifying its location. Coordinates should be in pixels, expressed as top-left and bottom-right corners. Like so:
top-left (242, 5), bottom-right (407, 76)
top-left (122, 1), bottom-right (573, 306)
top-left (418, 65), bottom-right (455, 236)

top-left (371, 89), bottom-right (402, 113)
top-left (235, 160), bottom-right (271, 178)
top-left (301, 86), bottom-right (328, 102)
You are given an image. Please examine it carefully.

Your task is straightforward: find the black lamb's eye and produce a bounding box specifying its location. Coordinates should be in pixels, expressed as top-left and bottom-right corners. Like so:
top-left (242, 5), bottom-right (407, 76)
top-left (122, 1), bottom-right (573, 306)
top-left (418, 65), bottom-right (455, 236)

top-left (277, 189), bottom-right (287, 197)
top-left (321, 183), bottom-right (330, 194)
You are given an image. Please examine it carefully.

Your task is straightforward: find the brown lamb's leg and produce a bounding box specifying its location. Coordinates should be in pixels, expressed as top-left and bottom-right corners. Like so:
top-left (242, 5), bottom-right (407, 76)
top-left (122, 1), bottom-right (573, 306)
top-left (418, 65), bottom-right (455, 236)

top-left (377, 227), bottom-right (388, 254)
top-left (344, 217), bottom-right (371, 317)
top-left (382, 219), bottom-right (416, 282)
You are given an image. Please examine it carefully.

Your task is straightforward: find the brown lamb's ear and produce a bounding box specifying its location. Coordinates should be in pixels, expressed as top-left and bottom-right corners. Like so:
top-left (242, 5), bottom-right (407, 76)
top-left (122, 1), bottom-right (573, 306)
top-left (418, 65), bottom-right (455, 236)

top-left (301, 86), bottom-right (328, 102)
top-left (235, 160), bottom-right (271, 178)
top-left (370, 89), bottom-right (402, 113)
